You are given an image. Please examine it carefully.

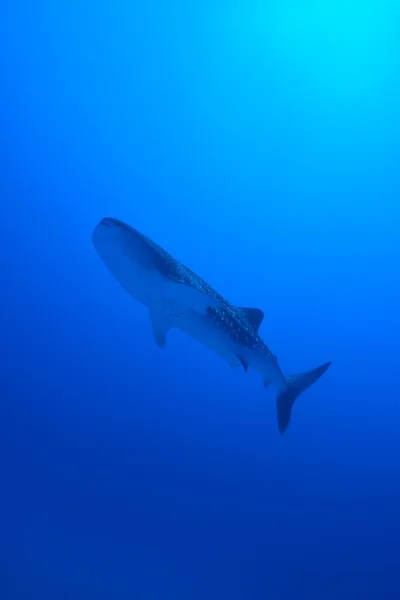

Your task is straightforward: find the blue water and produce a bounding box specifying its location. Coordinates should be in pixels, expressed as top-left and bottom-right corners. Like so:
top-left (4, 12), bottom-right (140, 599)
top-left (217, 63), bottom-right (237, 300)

top-left (1, 1), bottom-right (399, 598)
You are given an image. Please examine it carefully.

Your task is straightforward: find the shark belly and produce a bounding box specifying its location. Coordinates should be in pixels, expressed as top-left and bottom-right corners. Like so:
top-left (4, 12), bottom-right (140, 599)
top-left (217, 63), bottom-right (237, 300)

top-left (172, 310), bottom-right (242, 369)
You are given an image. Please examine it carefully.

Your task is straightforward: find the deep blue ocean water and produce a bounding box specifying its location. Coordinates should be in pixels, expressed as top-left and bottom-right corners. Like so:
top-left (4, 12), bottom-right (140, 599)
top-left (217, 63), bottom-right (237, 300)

top-left (1, 1), bottom-right (399, 598)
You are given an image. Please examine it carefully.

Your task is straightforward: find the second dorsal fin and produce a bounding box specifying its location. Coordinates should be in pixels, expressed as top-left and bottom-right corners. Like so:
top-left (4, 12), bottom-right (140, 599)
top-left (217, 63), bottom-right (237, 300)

top-left (236, 306), bottom-right (265, 332)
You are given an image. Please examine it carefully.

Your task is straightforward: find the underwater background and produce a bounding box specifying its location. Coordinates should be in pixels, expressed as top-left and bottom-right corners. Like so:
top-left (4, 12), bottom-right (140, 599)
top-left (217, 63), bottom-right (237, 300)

top-left (1, 1), bottom-right (399, 598)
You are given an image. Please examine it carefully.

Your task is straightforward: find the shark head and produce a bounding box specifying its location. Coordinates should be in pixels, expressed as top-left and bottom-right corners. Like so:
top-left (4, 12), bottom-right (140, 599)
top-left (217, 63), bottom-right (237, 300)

top-left (92, 217), bottom-right (226, 316)
top-left (92, 217), bottom-right (165, 305)
top-left (92, 217), bottom-right (147, 263)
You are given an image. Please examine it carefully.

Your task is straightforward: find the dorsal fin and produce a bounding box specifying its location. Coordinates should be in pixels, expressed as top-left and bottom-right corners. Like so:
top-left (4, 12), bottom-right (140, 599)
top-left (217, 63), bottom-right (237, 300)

top-left (236, 307), bottom-right (264, 332)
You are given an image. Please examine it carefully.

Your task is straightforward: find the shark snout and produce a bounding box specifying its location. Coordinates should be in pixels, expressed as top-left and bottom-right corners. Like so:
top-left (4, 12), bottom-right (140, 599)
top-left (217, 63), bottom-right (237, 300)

top-left (97, 217), bottom-right (126, 230)
top-left (98, 217), bottom-right (113, 227)
top-left (92, 217), bottom-right (130, 243)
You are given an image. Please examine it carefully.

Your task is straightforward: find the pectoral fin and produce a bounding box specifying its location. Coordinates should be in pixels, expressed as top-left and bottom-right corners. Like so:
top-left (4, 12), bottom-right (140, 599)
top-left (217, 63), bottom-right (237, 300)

top-left (149, 309), bottom-right (171, 348)
top-left (237, 356), bottom-right (249, 372)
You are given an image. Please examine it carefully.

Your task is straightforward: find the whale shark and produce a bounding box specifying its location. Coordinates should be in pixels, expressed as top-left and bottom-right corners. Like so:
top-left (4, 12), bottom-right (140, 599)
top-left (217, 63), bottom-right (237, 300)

top-left (92, 217), bottom-right (331, 433)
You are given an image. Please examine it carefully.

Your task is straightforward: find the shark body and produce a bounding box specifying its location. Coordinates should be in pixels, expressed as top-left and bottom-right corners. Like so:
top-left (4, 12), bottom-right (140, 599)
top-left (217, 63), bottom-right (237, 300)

top-left (92, 217), bottom-right (331, 433)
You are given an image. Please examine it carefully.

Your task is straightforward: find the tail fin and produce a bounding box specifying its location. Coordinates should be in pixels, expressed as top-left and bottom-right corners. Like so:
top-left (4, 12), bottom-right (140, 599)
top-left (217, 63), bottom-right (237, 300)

top-left (276, 361), bottom-right (332, 434)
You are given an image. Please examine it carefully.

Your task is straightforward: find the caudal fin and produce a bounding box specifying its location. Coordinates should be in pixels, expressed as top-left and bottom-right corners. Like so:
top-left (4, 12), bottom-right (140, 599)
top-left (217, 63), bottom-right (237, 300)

top-left (276, 361), bottom-right (332, 434)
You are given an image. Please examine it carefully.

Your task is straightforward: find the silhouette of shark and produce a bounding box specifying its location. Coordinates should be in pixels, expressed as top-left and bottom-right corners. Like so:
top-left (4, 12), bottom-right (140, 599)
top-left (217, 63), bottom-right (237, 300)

top-left (93, 217), bottom-right (331, 433)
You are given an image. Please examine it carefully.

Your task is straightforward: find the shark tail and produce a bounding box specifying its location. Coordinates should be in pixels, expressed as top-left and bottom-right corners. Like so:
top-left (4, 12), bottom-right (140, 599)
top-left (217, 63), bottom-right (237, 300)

top-left (276, 361), bottom-right (332, 434)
